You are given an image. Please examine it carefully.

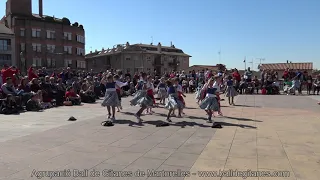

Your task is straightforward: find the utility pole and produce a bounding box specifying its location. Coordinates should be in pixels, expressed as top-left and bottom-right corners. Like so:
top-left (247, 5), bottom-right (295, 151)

top-left (248, 58), bottom-right (254, 69)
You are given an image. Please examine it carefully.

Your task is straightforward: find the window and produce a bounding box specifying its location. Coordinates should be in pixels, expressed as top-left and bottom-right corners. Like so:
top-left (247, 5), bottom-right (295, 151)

top-left (63, 32), bottom-right (72, 40)
top-left (32, 29), bottom-right (41, 38)
top-left (125, 57), bottom-right (131, 61)
top-left (0, 55), bottom-right (11, 66)
top-left (20, 28), bottom-right (25, 37)
top-left (32, 57), bottom-right (42, 67)
top-left (146, 56), bottom-right (151, 61)
top-left (77, 60), bottom-right (86, 68)
top-left (64, 46), bottom-right (72, 54)
top-left (32, 43), bottom-right (41, 52)
top-left (20, 43), bottom-right (25, 51)
top-left (0, 39), bottom-right (11, 51)
top-left (46, 30), bottom-right (55, 39)
top-left (146, 68), bottom-right (151, 71)
top-left (163, 56), bottom-right (168, 61)
top-left (47, 44), bottom-right (55, 53)
top-left (126, 68), bottom-right (131, 73)
top-left (46, 58), bottom-right (56, 68)
top-left (76, 35), bottom-right (85, 43)
top-left (64, 59), bottom-right (72, 67)
top-left (76, 48), bottom-right (85, 56)
top-left (164, 68), bottom-right (167, 72)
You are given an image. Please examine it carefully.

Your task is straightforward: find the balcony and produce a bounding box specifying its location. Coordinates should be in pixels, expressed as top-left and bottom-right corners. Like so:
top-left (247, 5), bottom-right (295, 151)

top-left (0, 45), bottom-right (12, 52)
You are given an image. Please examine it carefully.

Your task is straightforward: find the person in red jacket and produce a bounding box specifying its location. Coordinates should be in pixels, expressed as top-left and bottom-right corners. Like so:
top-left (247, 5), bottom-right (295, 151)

top-left (28, 66), bottom-right (38, 81)
top-left (1, 65), bottom-right (19, 84)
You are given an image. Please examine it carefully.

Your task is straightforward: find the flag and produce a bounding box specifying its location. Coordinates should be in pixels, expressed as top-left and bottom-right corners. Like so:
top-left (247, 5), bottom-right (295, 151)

top-left (218, 51), bottom-right (221, 55)
top-left (243, 57), bottom-right (246, 63)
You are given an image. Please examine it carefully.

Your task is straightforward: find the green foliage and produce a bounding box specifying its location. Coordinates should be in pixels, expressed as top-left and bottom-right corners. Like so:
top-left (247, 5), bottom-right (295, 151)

top-left (72, 22), bottom-right (79, 27)
top-left (62, 17), bottom-right (71, 25)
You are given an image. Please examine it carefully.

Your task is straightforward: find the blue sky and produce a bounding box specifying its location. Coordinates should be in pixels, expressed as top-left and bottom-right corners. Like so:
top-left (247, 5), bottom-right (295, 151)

top-left (1, 0), bottom-right (320, 70)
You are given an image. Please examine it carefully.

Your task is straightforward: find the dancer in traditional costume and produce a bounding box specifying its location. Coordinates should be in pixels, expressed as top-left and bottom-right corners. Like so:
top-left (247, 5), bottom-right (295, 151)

top-left (225, 75), bottom-right (238, 105)
top-left (146, 75), bottom-right (155, 114)
top-left (101, 74), bottom-right (121, 125)
top-left (165, 79), bottom-right (184, 122)
top-left (114, 75), bottom-right (128, 112)
top-left (175, 78), bottom-right (186, 114)
top-left (157, 78), bottom-right (167, 105)
top-left (195, 84), bottom-right (203, 104)
top-left (130, 73), bottom-right (154, 123)
top-left (213, 76), bottom-right (223, 116)
top-left (199, 78), bottom-right (222, 128)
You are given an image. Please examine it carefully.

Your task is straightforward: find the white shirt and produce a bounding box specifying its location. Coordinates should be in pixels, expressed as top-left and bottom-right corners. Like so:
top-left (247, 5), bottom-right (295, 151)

top-left (212, 81), bottom-right (220, 92)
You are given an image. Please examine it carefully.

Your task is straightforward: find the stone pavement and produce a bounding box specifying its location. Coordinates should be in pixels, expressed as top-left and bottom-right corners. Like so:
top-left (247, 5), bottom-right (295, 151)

top-left (0, 94), bottom-right (319, 180)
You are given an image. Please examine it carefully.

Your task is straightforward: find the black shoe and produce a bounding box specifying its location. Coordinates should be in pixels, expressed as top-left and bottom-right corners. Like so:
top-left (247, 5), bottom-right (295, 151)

top-left (212, 123), bottom-right (222, 128)
top-left (68, 116), bottom-right (77, 121)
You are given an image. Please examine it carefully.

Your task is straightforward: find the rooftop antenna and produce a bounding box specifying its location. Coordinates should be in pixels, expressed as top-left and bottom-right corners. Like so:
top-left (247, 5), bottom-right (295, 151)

top-left (256, 58), bottom-right (265, 66)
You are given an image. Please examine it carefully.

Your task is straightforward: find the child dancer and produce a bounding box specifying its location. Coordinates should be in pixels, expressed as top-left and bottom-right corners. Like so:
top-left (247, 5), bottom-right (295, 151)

top-left (157, 77), bottom-right (167, 105)
top-left (130, 73), bottom-right (154, 123)
top-left (114, 75), bottom-right (128, 112)
top-left (195, 84), bottom-right (203, 104)
top-left (213, 76), bottom-right (223, 116)
top-left (146, 76), bottom-right (155, 114)
top-left (199, 78), bottom-right (222, 128)
top-left (101, 74), bottom-right (120, 125)
top-left (165, 79), bottom-right (184, 122)
top-left (175, 78), bottom-right (186, 114)
top-left (225, 75), bottom-right (238, 105)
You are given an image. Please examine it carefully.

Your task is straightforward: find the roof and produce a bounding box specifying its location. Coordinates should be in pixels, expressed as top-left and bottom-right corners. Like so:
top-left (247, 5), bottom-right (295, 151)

top-left (86, 43), bottom-right (191, 59)
top-left (184, 65), bottom-right (219, 72)
top-left (260, 62), bottom-right (313, 70)
top-left (0, 23), bottom-right (13, 35)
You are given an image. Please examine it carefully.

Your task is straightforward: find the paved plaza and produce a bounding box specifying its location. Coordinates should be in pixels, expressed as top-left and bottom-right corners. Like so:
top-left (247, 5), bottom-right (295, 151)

top-left (0, 94), bottom-right (319, 180)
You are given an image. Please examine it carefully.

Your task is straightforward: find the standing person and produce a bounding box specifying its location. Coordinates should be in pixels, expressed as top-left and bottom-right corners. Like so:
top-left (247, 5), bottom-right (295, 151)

top-left (199, 78), bottom-right (222, 128)
top-left (101, 74), bottom-right (120, 126)
top-left (130, 73), bottom-right (153, 123)
top-left (213, 76), bottom-right (223, 116)
top-left (165, 79), bottom-right (184, 122)
top-left (145, 75), bottom-right (155, 114)
top-left (175, 78), bottom-right (186, 115)
top-left (114, 75), bottom-right (128, 112)
top-left (157, 77), bottom-right (167, 105)
top-left (306, 75), bottom-right (313, 95)
top-left (225, 76), bottom-right (238, 105)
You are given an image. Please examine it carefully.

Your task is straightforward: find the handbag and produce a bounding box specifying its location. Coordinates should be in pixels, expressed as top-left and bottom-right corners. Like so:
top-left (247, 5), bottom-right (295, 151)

top-left (63, 97), bottom-right (73, 106)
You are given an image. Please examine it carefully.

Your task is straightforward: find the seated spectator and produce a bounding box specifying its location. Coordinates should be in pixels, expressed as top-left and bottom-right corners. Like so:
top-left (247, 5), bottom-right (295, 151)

top-left (65, 87), bottom-right (81, 105)
top-left (56, 78), bottom-right (66, 106)
top-left (80, 80), bottom-right (95, 103)
top-left (0, 94), bottom-right (19, 114)
top-left (26, 94), bottom-right (42, 111)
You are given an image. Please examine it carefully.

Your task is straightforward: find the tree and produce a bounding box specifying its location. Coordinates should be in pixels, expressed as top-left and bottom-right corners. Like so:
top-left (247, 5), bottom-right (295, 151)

top-left (62, 17), bottom-right (71, 25)
top-left (79, 24), bottom-right (84, 29)
top-left (72, 22), bottom-right (79, 27)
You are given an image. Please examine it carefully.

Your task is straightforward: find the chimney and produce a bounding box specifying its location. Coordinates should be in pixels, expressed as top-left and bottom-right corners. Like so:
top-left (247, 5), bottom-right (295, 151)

top-left (287, 60), bottom-right (289, 63)
top-left (170, 41), bottom-right (172, 47)
top-left (157, 42), bottom-right (161, 52)
top-left (39, 0), bottom-right (43, 17)
top-left (102, 47), bottom-right (104, 51)
top-left (90, 51), bottom-right (92, 53)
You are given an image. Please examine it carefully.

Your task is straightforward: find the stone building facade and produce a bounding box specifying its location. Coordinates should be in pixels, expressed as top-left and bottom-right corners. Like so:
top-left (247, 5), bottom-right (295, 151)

top-left (0, 23), bottom-right (15, 66)
top-left (1, 0), bottom-right (85, 73)
top-left (86, 42), bottom-right (191, 75)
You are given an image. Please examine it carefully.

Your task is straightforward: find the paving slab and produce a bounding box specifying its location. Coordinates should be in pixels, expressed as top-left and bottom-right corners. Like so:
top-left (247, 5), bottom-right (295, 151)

top-left (0, 94), bottom-right (319, 179)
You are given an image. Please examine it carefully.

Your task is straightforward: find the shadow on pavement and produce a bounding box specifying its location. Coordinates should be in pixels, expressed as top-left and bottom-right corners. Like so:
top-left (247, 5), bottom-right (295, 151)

top-left (223, 116), bottom-right (262, 122)
top-left (234, 104), bottom-right (261, 108)
top-left (215, 121), bottom-right (257, 129)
